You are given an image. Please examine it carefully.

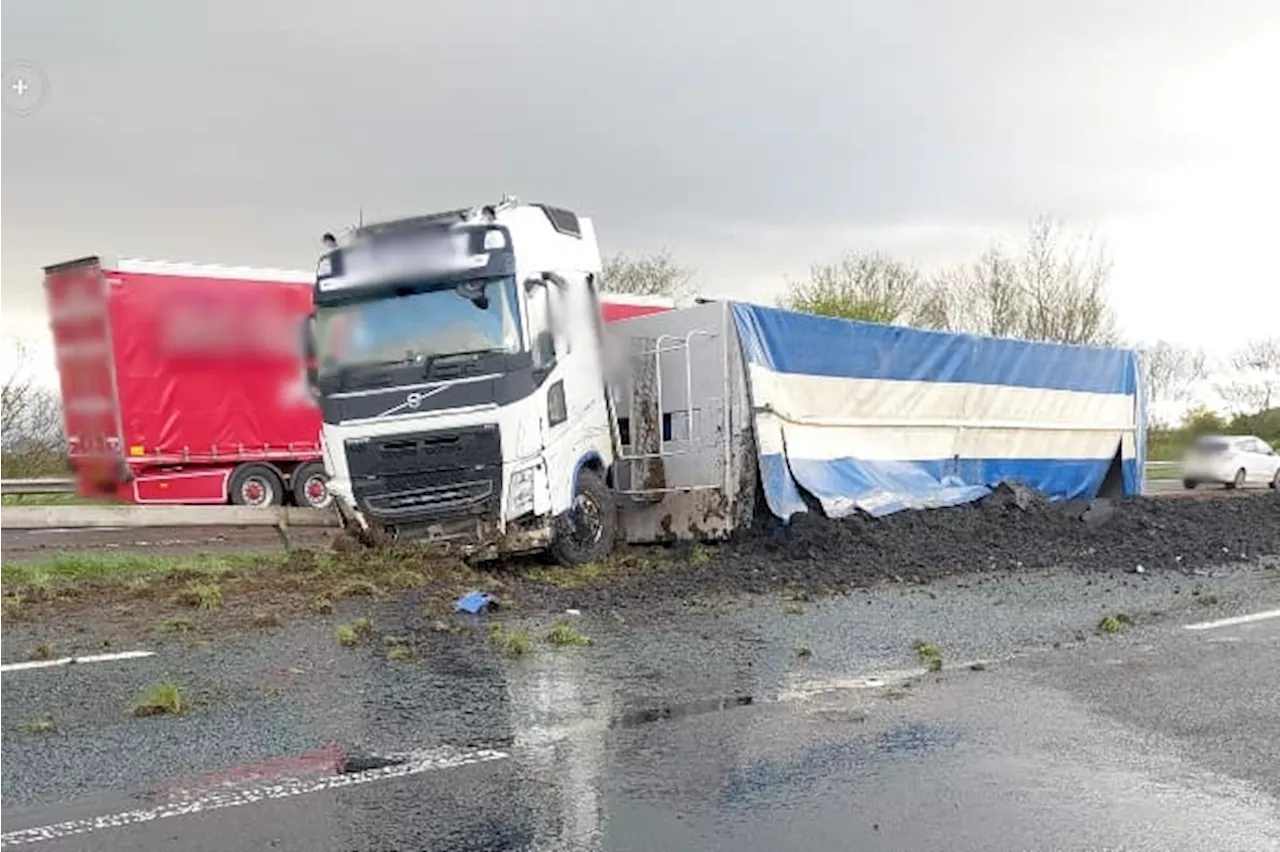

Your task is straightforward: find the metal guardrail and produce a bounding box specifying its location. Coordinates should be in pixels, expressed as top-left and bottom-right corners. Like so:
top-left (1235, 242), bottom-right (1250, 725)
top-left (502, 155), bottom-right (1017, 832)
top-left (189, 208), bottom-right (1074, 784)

top-left (0, 478), bottom-right (77, 495)
top-left (0, 505), bottom-right (337, 529)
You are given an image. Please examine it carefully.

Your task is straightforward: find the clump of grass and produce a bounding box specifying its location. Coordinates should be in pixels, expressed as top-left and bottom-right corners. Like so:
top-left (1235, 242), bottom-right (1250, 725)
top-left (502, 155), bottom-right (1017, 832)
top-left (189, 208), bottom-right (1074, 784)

top-left (690, 545), bottom-right (716, 567)
top-left (522, 562), bottom-right (605, 590)
top-left (310, 597), bottom-right (334, 615)
top-left (178, 583), bottom-right (222, 612)
top-left (336, 617), bottom-right (374, 647)
top-left (131, 680), bottom-right (184, 717)
top-left (19, 715), bottom-right (56, 734)
top-left (251, 611), bottom-right (281, 629)
top-left (488, 624), bottom-right (533, 658)
top-left (1098, 614), bottom-right (1131, 634)
top-left (332, 579), bottom-right (382, 600)
top-left (503, 630), bottom-right (533, 658)
top-left (386, 646), bottom-right (415, 662)
top-left (546, 620), bottom-right (591, 647)
top-left (795, 644), bottom-right (813, 659)
top-left (912, 640), bottom-right (943, 672)
top-left (2, 593), bottom-right (26, 620)
top-left (782, 601), bottom-right (806, 616)
top-left (33, 643), bottom-right (56, 660)
top-left (388, 570), bottom-right (426, 590)
top-left (163, 617), bottom-right (194, 634)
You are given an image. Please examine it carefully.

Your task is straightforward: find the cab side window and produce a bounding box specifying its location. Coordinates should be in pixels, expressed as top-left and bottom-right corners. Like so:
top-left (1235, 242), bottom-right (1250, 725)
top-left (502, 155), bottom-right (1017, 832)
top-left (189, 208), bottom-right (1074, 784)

top-left (525, 284), bottom-right (556, 372)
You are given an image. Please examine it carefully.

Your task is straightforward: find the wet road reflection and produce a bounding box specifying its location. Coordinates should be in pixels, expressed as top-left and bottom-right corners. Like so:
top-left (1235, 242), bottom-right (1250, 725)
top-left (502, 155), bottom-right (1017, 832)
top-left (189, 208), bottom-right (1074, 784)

top-left (4, 587), bottom-right (1279, 851)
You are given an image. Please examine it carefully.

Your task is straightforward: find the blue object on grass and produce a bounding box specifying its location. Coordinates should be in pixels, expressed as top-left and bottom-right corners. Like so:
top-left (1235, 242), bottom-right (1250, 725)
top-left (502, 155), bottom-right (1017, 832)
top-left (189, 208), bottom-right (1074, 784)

top-left (454, 590), bottom-right (494, 614)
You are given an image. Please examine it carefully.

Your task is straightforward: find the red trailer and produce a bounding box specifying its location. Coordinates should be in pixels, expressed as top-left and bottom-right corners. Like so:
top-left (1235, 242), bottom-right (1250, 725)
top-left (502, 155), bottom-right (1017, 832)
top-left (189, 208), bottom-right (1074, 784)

top-left (44, 256), bottom-right (673, 507)
top-left (44, 257), bottom-right (331, 507)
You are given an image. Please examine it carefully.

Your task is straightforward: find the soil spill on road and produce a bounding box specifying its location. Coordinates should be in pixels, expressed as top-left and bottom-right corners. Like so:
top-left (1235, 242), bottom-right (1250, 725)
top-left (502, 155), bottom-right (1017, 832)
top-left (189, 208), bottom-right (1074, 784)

top-left (611, 694), bottom-right (756, 729)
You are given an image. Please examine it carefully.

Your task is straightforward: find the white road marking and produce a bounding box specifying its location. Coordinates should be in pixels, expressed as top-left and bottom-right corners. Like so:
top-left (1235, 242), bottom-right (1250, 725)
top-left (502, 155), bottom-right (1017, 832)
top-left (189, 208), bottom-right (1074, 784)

top-left (0, 650), bottom-right (155, 673)
top-left (0, 747), bottom-right (509, 847)
top-left (25, 527), bottom-right (125, 535)
top-left (1183, 608), bottom-right (1280, 632)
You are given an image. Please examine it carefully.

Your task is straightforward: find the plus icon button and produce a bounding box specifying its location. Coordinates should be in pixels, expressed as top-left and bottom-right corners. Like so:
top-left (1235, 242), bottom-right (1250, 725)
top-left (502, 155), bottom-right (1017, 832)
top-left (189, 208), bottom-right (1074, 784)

top-left (3, 60), bottom-right (49, 116)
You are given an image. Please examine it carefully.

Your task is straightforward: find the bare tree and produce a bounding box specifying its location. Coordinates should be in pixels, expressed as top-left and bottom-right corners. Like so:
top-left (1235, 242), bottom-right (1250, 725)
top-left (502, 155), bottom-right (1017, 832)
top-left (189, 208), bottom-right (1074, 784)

top-left (599, 250), bottom-right (693, 299)
top-left (929, 217), bottom-right (1119, 346)
top-left (2, 339), bottom-right (67, 476)
top-left (1138, 341), bottom-right (1208, 425)
top-left (1016, 217), bottom-right (1118, 345)
top-left (2, 340), bottom-right (37, 438)
top-left (1216, 337), bottom-right (1280, 414)
top-left (781, 252), bottom-right (929, 324)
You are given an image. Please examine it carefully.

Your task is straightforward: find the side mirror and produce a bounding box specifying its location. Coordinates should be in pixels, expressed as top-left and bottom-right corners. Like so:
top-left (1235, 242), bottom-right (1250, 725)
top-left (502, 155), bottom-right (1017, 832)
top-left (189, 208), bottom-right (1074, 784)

top-left (533, 331), bottom-right (556, 371)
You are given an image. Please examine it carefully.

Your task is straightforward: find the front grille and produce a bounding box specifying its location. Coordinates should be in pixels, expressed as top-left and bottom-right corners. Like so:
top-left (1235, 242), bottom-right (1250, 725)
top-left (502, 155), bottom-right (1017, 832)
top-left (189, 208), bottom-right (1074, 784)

top-left (362, 479), bottom-right (495, 519)
top-left (345, 426), bottom-right (501, 523)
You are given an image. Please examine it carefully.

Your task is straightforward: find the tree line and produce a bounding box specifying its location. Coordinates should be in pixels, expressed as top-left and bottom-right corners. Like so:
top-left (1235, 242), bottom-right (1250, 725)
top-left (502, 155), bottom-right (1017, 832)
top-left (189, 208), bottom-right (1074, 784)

top-left (596, 217), bottom-right (1279, 436)
top-left (2, 341), bottom-right (67, 478)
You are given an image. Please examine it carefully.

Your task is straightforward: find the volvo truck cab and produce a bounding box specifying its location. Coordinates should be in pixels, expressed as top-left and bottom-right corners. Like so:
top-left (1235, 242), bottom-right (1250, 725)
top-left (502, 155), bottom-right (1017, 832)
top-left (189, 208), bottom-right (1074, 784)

top-left (310, 197), bottom-right (622, 563)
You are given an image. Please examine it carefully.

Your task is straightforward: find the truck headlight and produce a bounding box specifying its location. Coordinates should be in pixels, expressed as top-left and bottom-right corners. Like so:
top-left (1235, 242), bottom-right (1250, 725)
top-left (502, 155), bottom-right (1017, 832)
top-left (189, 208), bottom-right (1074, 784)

top-left (508, 468), bottom-right (535, 517)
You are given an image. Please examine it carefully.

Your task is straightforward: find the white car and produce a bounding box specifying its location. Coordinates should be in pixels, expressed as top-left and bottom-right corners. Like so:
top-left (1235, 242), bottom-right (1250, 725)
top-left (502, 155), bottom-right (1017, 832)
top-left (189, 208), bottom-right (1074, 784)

top-left (1181, 435), bottom-right (1280, 490)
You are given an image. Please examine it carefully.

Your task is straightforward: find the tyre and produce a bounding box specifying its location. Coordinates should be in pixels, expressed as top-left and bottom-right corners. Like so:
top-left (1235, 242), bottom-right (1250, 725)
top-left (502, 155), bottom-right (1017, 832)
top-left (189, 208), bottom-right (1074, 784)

top-left (229, 464), bottom-right (285, 507)
top-left (1182, 479), bottom-right (1198, 490)
top-left (1271, 468), bottom-right (1280, 490)
top-left (1226, 468), bottom-right (1246, 490)
top-left (291, 462), bottom-right (332, 509)
top-left (549, 467), bottom-right (617, 566)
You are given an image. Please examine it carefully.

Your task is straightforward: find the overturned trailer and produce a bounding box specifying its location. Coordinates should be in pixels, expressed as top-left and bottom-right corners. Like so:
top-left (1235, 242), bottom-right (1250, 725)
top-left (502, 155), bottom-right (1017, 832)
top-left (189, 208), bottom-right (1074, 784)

top-left (310, 199), bottom-right (1145, 563)
top-left (607, 300), bottom-right (1146, 543)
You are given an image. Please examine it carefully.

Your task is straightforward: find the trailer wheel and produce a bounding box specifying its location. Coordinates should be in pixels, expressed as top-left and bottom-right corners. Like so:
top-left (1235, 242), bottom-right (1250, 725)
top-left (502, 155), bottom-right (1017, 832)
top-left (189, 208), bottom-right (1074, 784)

top-left (229, 464), bottom-right (285, 507)
top-left (550, 467), bottom-right (616, 566)
top-left (291, 462), bottom-right (332, 509)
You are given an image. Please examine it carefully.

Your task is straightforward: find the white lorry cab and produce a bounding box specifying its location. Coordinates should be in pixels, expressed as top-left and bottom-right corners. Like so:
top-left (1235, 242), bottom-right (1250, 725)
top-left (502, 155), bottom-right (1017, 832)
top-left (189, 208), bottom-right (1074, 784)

top-left (307, 197), bottom-right (687, 564)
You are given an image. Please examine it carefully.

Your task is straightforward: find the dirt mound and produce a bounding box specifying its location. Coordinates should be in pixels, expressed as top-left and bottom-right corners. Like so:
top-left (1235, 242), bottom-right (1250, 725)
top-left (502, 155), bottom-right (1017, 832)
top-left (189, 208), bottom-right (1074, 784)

top-left (742, 490), bottom-right (1280, 584)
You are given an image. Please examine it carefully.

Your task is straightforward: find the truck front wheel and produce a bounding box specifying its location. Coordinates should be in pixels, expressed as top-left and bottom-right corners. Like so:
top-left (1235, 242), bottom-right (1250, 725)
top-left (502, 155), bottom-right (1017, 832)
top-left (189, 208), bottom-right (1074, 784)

top-left (550, 468), bottom-right (616, 566)
top-left (229, 464), bottom-right (285, 507)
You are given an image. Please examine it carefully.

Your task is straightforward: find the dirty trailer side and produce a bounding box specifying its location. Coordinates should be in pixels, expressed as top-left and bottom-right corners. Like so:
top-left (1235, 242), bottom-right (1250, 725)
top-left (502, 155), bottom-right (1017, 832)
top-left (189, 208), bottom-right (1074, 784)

top-left (606, 300), bottom-right (1145, 543)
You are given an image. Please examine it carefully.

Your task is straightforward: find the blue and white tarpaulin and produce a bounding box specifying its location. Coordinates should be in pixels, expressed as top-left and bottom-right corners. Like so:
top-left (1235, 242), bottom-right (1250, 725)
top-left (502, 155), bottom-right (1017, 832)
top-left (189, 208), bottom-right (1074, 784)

top-left (729, 304), bottom-right (1146, 520)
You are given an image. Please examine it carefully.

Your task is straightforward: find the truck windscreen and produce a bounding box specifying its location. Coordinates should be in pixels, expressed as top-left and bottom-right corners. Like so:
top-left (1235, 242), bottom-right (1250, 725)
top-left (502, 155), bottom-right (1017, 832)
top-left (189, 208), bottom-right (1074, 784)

top-left (314, 276), bottom-right (522, 375)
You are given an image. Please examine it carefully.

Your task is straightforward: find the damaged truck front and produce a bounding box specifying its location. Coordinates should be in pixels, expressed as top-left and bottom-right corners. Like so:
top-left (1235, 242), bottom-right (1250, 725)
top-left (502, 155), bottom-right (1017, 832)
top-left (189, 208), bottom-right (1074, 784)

top-left (308, 198), bottom-right (655, 564)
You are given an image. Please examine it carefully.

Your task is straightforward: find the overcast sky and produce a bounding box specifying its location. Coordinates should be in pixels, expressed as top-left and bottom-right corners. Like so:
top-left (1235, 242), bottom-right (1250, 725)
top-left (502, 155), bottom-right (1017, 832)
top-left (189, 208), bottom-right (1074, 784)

top-left (4, 0), bottom-right (1279, 382)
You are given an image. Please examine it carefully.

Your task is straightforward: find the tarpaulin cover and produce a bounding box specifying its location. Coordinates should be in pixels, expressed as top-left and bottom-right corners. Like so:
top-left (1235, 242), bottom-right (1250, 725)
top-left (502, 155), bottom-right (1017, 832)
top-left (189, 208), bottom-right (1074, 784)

top-left (730, 303), bottom-right (1146, 520)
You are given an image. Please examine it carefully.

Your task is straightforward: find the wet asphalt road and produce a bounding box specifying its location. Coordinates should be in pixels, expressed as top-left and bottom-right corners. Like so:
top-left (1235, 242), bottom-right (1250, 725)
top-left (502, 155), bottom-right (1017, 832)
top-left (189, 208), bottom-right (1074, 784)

top-left (3, 559), bottom-right (1279, 851)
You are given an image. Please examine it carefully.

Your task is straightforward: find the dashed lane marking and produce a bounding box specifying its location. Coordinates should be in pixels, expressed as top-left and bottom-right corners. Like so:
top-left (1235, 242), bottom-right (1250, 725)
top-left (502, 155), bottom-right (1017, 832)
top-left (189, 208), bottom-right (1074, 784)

top-left (0, 650), bottom-right (155, 673)
top-left (0, 747), bottom-right (510, 847)
top-left (1183, 608), bottom-right (1280, 632)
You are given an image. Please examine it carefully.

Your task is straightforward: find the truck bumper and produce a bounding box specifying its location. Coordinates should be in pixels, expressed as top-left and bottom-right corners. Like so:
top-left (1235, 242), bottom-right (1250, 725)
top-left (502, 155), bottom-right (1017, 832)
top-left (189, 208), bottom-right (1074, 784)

top-left (331, 488), bottom-right (554, 560)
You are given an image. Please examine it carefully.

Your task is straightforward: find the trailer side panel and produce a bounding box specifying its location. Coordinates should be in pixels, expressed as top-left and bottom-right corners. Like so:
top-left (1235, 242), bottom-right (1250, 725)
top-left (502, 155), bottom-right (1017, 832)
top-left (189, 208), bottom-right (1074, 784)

top-left (730, 303), bottom-right (1144, 519)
